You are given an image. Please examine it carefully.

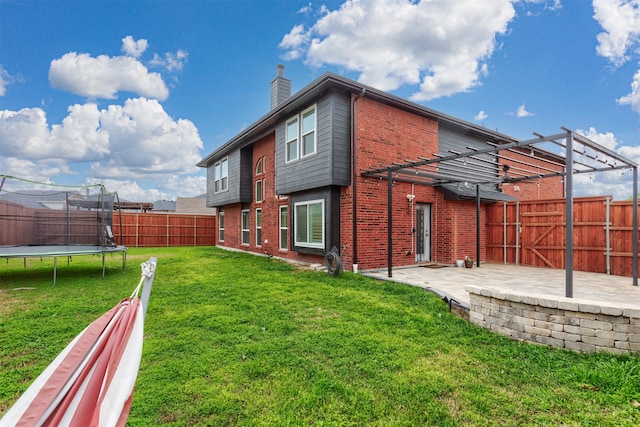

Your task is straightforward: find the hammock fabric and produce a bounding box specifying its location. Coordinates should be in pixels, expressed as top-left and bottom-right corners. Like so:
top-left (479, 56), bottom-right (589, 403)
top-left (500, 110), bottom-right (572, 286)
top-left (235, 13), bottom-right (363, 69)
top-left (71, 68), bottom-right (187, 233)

top-left (0, 259), bottom-right (156, 427)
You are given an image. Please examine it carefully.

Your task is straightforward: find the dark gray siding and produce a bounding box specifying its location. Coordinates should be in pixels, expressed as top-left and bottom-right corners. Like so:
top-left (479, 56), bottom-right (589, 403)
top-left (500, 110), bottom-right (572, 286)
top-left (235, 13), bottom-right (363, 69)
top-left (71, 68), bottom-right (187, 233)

top-left (239, 146), bottom-right (253, 202)
top-left (290, 188), bottom-right (340, 255)
top-left (438, 124), bottom-right (499, 187)
top-left (331, 92), bottom-right (352, 185)
top-left (275, 91), bottom-right (351, 194)
top-left (205, 148), bottom-right (252, 207)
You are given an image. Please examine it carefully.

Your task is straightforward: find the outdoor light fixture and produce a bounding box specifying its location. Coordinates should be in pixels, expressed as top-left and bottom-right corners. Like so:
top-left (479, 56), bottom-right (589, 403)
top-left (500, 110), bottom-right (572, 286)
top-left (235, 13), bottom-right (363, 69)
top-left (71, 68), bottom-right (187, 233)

top-left (501, 164), bottom-right (511, 183)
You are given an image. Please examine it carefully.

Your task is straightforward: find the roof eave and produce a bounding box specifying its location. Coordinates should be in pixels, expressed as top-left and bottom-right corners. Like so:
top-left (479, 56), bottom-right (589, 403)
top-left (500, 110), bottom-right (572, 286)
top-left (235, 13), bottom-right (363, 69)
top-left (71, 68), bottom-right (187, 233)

top-left (196, 73), bottom-right (520, 167)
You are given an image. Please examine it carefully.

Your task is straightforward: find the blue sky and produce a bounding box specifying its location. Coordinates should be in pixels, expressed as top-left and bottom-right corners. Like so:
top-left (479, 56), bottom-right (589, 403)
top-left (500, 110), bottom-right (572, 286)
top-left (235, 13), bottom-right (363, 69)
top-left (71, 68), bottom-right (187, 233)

top-left (1, 0), bottom-right (639, 201)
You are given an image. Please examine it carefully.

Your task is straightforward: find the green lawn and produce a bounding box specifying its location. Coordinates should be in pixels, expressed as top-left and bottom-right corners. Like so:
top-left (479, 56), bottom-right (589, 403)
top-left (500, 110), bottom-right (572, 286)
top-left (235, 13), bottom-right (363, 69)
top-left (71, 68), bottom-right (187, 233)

top-left (1, 247), bottom-right (639, 426)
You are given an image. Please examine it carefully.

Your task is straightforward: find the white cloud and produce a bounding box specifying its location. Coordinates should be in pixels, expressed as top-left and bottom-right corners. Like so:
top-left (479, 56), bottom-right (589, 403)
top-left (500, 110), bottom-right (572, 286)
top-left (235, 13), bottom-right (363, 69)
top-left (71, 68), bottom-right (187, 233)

top-left (521, 0), bottom-right (563, 12)
top-left (574, 127), bottom-right (638, 200)
top-left (474, 110), bottom-right (488, 121)
top-left (87, 97), bottom-right (203, 178)
top-left (0, 156), bottom-right (61, 182)
top-left (617, 69), bottom-right (640, 112)
top-left (577, 126), bottom-right (618, 150)
top-left (49, 52), bottom-right (169, 100)
top-left (0, 104), bottom-right (110, 162)
top-left (0, 97), bottom-right (203, 184)
top-left (280, 24), bottom-right (309, 61)
top-left (149, 50), bottom-right (189, 72)
top-left (0, 107), bottom-right (55, 159)
top-left (516, 104), bottom-right (533, 117)
top-left (84, 174), bottom-right (206, 202)
top-left (0, 65), bottom-right (11, 96)
top-left (121, 35), bottom-right (149, 58)
top-left (593, 0), bottom-right (640, 67)
top-left (280, 0), bottom-right (516, 100)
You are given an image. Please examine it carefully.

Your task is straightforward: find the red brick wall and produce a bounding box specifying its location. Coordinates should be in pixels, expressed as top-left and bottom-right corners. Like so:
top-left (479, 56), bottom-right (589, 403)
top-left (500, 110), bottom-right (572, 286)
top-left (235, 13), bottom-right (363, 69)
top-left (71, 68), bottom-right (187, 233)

top-left (339, 96), bottom-right (494, 270)
top-left (216, 96), bottom-right (564, 272)
top-left (342, 97), bottom-right (429, 269)
top-left (501, 148), bottom-right (564, 200)
top-left (216, 133), bottom-right (324, 265)
top-left (432, 192), bottom-right (485, 263)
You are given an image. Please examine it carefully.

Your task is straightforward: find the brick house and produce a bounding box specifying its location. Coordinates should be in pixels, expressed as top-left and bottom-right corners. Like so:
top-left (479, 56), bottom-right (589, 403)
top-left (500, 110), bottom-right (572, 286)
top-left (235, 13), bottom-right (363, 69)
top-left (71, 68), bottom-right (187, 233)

top-left (197, 66), bottom-right (564, 271)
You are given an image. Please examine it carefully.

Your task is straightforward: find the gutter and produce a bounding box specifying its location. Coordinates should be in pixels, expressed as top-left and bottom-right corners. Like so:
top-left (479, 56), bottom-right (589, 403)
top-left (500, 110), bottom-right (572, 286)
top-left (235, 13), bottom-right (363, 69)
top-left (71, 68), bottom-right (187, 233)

top-left (352, 88), bottom-right (366, 271)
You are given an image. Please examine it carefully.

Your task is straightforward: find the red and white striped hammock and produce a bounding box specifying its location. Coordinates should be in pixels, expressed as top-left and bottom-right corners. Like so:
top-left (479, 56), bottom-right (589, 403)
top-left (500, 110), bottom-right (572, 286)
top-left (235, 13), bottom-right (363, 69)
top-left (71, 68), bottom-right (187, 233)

top-left (1, 258), bottom-right (156, 427)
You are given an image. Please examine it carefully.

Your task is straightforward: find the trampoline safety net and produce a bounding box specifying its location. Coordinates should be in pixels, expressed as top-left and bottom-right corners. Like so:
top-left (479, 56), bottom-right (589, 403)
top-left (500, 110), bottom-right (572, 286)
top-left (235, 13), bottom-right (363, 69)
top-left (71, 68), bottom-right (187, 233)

top-left (0, 175), bottom-right (119, 247)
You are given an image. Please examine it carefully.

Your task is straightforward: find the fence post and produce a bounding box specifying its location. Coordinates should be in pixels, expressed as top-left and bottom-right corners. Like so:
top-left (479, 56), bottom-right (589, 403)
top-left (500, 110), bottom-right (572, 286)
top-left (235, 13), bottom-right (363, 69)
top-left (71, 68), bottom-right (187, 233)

top-left (606, 196), bottom-right (610, 275)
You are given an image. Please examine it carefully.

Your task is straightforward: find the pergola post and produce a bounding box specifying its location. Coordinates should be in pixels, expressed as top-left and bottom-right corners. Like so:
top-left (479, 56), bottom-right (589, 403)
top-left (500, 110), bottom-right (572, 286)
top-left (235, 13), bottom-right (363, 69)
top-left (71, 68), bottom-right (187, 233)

top-left (633, 166), bottom-right (638, 286)
top-left (565, 131), bottom-right (574, 298)
top-left (476, 184), bottom-right (481, 267)
top-left (388, 169), bottom-right (393, 278)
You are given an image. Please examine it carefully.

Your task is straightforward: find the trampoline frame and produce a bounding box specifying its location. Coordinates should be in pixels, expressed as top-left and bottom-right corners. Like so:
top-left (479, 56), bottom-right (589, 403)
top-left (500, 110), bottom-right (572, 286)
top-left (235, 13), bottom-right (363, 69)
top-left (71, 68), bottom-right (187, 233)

top-left (1, 245), bottom-right (127, 286)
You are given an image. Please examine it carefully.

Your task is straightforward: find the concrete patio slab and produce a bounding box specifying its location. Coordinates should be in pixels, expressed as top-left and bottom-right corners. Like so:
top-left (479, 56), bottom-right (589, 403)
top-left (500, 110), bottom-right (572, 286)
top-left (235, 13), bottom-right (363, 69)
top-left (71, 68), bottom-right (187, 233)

top-left (362, 263), bottom-right (640, 310)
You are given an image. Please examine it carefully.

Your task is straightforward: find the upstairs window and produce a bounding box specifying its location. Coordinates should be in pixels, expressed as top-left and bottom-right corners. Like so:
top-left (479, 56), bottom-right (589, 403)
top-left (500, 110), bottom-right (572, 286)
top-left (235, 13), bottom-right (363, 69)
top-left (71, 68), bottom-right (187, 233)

top-left (301, 106), bottom-right (316, 157)
top-left (286, 117), bottom-right (298, 162)
top-left (285, 104), bottom-right (316, 163)
top-left (214, 158), bottom-right (228, 193)
top-left (255, 157), bottom-right (264, 175)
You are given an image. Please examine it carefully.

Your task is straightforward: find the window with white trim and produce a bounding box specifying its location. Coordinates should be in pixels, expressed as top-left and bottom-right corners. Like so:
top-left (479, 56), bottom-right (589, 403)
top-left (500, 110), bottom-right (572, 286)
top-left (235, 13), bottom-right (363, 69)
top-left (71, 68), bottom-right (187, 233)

top-left (218, 209), bottom-right (224, 242)
top-left (255, 179), bottom-right (263, 203)
top-left (241, 209), bottom-right (250, 245)
top-left (286, 117), bottom-right (298, 162)
top-left (214, 158), bottom-right (228, 193)
top-left (285, 104), bottom-right (316, 163)
top-left (294, 199), bottom-right (324, 248)
top-left (255, 208), bottom-right (262, 247)
top-left (255, 156), bottom-right (265, 202)
top-left (301, 106), bottom-right (316, 157)
top-left (279, 205), bottom-right (288, 251)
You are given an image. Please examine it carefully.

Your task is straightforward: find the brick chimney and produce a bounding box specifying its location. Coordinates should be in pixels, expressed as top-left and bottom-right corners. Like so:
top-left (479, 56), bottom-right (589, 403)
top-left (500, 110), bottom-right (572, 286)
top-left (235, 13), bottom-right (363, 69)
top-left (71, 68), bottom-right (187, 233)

top-left (270, 64), bottom-right (291, 110)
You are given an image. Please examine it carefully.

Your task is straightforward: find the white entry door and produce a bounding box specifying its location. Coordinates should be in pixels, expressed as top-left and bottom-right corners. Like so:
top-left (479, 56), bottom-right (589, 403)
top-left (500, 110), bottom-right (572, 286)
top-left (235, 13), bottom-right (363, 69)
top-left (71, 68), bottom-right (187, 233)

top-left (416, 203), bottom-right (431, 262)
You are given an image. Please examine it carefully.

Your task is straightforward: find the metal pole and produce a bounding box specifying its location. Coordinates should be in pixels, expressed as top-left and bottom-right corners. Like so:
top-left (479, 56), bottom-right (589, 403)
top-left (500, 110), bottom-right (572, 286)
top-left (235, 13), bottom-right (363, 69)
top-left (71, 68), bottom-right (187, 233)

top-left (66, 192), bottom-right (70, 246)
top-left (633, 166), bottom-right (638, 286)
top-left (476, 184), bottom-right (481, 267)
top-left (606, 196), bottom-right (610, 275)
top-left (565, 131), bottom-right (574, 298)
top-left (516, 201), bottom-right (520, 266)
top-left (502, 202), bottom-right (507, 265)
top-left (388, 170), bottom-right (393, 278)
top-left (503, 202), bottom-right (507, 265)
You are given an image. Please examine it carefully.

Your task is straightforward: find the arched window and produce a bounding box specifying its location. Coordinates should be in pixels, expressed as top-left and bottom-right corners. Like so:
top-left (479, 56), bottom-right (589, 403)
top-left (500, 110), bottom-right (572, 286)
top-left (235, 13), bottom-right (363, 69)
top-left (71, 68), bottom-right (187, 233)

top-left (255, 156), bottom-right (265, 202)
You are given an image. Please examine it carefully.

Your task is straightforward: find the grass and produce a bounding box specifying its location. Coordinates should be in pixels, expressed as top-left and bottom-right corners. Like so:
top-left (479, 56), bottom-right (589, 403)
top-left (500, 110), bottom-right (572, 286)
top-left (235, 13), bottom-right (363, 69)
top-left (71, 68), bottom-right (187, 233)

top-left (1, 246), bottom-right (639, 426)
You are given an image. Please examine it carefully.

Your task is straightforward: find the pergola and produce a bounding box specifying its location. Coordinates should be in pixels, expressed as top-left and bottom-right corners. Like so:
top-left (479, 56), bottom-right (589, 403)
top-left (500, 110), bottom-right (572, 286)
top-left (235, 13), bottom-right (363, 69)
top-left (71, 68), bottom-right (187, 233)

top-left (361, 128), bottom-right (638, 296)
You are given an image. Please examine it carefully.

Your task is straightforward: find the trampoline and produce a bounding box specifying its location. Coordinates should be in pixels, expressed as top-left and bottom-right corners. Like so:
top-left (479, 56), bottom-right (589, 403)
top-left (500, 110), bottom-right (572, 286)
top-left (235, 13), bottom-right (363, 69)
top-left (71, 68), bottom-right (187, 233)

top-left (0, 175), bottom-right (128, 285)
top-left (0, 245), bottom-right (127, 286)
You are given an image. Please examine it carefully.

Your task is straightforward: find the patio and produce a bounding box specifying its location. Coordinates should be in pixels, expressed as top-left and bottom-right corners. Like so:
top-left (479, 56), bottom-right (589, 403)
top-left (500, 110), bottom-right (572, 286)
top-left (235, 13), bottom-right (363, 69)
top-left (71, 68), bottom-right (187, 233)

top-left (363, 263), bottom-right (640, 310)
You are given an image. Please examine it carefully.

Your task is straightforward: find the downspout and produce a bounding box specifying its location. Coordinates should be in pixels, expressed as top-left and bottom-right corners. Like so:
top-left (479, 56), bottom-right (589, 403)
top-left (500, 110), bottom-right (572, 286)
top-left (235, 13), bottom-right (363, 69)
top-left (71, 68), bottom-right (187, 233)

top-left (352, 88), bottom-right (366, 272)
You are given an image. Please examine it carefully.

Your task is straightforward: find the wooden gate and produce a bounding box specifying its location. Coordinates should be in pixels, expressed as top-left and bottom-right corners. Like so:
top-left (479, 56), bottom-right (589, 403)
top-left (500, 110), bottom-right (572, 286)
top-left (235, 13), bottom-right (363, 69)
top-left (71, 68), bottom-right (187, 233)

top-left (486, 196), bottom-right (637, 277)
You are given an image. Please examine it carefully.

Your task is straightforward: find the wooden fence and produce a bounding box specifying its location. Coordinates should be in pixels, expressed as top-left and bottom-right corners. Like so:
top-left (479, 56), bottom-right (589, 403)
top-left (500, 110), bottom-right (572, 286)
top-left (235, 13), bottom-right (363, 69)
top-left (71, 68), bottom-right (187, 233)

top-left (112, 212), bottom-right (217, 247)
top-left (486, 196), bottom-right (638, 277)
top-left (0, 200), bottom-right (106, 246)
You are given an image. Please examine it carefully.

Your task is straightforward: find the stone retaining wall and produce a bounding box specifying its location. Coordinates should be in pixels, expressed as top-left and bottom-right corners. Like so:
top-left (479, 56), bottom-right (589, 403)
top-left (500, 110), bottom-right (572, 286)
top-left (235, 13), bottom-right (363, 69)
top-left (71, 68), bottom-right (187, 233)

top-left (465, 285), bottom-right (640, 354)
